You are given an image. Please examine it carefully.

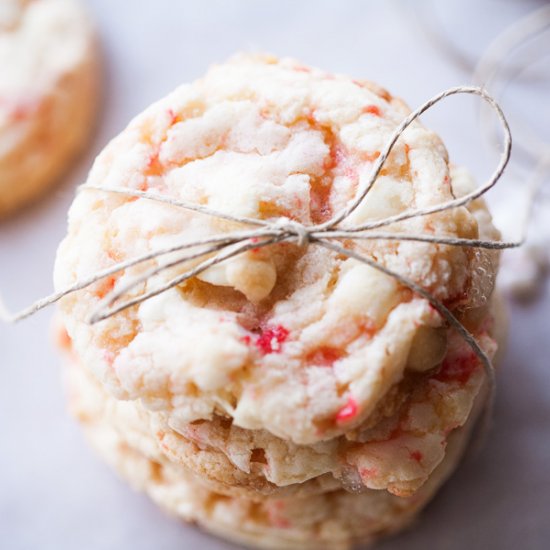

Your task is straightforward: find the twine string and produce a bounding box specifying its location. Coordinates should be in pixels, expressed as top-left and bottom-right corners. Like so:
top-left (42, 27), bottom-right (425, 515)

top-left (473, 4), bottom-right (550, 304)
top-left (406, 0), bottom-right (550, 81)
top-left (0, 230), bottom-right (267, 323)
top-left (318, 87), bottom-right (511, 232)
top-left (474, 4), bottom-right (550, 166)
top-left (317, 239), bottom-right (496, 426)
top-left (82, 184), bottom-right (271, 228)
top-left (89, 235), bottom-right (287, 323)
top-left (317, 231), bottom-right (520, 249)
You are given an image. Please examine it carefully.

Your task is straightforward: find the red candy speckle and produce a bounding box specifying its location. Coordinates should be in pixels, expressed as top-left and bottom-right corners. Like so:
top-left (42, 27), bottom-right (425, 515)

top-left (363, 105), bottom-right (381, 116)
top-left (435, 352), bottom-right (478, 385)
top-left (409, 450), bottom-right (423, 463)
top-left (336, 396), bottom-right (358, 423)
top-left (256, 325), bottom-right (289, 354)
top-left (249, 237), bottom-right (261, 254)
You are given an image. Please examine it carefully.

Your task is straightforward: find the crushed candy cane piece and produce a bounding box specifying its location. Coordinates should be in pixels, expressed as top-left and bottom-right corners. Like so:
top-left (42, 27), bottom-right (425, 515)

top-left (256, 325), bottom-right (289, 354)
top-left (336, 396), bottom-right (358, 423)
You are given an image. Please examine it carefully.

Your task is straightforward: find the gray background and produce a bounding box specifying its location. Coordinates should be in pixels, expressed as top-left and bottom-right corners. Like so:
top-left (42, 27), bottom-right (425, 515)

top-left (1, 1), bottom-right (549, 549)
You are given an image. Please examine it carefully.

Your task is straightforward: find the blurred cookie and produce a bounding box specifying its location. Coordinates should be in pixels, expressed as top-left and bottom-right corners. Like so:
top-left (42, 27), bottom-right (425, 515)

top-left (0, 0), bottom-right (99, 217)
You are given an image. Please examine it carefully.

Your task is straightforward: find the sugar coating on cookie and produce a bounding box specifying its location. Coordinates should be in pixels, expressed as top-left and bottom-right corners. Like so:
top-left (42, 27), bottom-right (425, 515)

top-left (55, 54), bottom-right (499, 445)
top-left (0, 0), bottom-right (99, 216)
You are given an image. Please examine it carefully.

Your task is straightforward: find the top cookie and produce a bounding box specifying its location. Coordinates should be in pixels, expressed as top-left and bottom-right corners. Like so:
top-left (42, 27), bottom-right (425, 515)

top-left (0, 0), bottom-right (98, 216)
top-left (55, 54), bottom-right (499, 445)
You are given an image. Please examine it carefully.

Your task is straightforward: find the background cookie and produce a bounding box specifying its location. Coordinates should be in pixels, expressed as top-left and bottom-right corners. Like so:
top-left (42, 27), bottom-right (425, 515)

top-left (0, 0), bottom-right (99, 217)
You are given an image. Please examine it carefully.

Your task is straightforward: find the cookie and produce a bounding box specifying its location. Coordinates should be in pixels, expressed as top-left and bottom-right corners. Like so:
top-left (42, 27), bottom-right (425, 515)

top-left (0, 0), bottom-right (99, 217)
top-left (65, 351), bottom-right (487, 550)
top-left (54, 54), bottom-right (500, 448)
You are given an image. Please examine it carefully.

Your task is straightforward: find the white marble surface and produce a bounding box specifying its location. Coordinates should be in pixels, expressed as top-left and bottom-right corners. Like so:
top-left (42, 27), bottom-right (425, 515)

top-left (1, 1), bottom-right (549, 549)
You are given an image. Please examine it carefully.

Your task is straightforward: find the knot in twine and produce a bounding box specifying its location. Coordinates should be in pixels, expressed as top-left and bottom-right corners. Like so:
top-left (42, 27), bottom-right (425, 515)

top-left (0, 86), bottom-right (523, 432)
top-left (272, 218), bottom-right (310, 247)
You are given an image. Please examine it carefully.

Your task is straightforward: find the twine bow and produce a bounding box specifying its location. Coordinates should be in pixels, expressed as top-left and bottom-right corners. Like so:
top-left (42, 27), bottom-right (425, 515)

top-left (1, 87), bottom-right (520, 410)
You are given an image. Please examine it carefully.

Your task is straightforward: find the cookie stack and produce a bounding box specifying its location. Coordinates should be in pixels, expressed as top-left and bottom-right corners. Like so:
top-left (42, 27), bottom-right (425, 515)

top-left (55, 55), bottom-right (503, 549)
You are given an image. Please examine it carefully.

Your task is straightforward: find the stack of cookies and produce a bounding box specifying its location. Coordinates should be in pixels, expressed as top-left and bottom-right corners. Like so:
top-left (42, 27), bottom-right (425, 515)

top-left (55, 55), bottom-right (504, 549)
